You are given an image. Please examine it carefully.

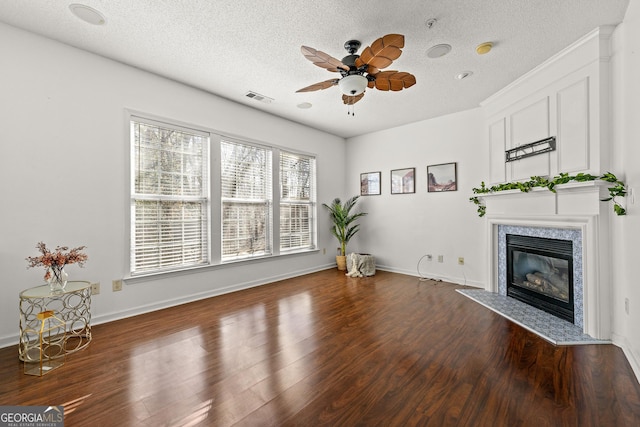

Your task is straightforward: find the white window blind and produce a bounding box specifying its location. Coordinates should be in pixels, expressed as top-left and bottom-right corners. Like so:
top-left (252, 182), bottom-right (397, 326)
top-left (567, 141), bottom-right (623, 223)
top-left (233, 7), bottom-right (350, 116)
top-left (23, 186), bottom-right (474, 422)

top-left (131, 118), bottom-right (209, 274)
top-left (280, 151), bottom-right (316, 251)
top-left (221, 140), bottom-right (272, 260)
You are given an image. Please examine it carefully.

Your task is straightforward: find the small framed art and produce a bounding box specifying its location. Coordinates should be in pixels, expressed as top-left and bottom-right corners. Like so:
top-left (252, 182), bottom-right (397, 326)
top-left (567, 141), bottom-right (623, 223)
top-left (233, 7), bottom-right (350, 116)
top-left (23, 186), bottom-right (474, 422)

top-left (391, 168), bottom-right (415, 194)
top-left (360, 171), bottom-right (381, 196)
top-left (427, 162), bottom-right (457, 192)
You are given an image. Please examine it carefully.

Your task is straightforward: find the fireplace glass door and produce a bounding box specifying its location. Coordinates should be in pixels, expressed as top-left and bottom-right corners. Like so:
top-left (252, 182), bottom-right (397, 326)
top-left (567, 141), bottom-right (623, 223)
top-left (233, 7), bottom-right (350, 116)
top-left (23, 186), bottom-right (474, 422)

top-left (506, 235), bottom-right (574, 323)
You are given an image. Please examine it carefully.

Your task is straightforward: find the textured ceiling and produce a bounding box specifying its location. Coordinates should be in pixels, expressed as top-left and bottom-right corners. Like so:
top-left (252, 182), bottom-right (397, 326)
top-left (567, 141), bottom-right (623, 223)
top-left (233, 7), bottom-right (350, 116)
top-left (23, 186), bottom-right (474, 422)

top-left (0, 0), bottom-right (630, 138)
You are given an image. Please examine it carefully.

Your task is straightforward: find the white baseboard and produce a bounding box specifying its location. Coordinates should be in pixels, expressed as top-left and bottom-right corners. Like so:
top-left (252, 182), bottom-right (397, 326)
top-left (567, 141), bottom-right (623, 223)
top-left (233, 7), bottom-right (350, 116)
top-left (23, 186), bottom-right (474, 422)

top-left (611, 333), bottom-right (640, 385)
top-left (375, 264), bottom-right (484, 288)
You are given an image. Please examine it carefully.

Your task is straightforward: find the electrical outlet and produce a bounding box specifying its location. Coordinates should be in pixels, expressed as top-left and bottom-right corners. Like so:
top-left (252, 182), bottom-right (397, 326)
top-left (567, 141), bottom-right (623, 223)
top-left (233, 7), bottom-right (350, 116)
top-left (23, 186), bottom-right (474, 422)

top-left (426, 254), bottom-right (432, 261)
top-left (112, 279), bottom-right (123, 292)
top-left (323, 248), bottom-right (326, 255)
top-left (625, 298), bottom-right (630, 315)
top-left (438, 255), bottom-right (444, 263)
top-left (91, 282), bottom-right (100, 295)
top-left (458, 257), bottom-right (464, 265)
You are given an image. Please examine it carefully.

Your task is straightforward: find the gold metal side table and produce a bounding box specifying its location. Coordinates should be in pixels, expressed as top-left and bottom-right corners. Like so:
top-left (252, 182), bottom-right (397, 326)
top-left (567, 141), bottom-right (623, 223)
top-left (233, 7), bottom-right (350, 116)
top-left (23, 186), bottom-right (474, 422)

top-left (19, 281), bottom-right (92, 361)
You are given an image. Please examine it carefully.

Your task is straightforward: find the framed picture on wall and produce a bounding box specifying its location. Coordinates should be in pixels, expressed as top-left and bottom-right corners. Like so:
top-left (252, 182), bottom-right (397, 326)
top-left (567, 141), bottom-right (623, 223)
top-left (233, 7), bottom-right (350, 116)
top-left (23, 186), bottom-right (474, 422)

top-left (391, 168), bottom-right (415, 194)
top-left (360, 172), bottom-right (381, 196)
top-left (427, 162), bottom-right (457, 192)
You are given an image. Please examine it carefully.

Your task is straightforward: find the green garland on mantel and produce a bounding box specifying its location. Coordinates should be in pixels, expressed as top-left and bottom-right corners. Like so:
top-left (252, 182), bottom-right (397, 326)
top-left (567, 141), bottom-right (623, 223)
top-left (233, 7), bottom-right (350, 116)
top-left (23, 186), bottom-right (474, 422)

top-left (469, 172), bottom-right (627, 217)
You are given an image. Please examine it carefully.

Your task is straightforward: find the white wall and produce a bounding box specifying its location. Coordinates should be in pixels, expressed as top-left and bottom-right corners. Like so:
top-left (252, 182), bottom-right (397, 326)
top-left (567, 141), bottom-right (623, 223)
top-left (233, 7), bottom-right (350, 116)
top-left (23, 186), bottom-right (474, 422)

top-left (0, 23), bottom-right (346, 347)
top-left (346, 108), bottom-right (487, 286)
top-left (611, 0), bottom-right (640, 377)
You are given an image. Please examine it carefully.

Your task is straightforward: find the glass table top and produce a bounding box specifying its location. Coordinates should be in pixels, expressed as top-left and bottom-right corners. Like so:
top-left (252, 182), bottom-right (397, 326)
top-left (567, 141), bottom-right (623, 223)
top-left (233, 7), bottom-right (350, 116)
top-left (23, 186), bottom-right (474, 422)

top-left (20, 281), bottom-right (91, 298)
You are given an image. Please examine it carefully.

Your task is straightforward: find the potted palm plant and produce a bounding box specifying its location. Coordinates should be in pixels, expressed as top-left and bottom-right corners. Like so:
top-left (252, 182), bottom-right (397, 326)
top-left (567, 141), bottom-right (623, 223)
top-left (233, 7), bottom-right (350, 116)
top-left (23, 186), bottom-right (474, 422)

top-left (322, 196), bottom-right (367, 270)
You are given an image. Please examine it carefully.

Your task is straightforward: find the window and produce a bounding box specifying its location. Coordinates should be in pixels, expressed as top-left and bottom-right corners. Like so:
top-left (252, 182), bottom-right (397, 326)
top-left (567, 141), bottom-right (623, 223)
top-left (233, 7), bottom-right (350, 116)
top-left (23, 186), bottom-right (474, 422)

top-left (220, 140), bottom-right (272, 261)
top-left (130, 117), bottom-right (209, 275)
top-left (129, 113), bottom-right (317, 276)
top-left (280, 151), bottom-right (316, 251)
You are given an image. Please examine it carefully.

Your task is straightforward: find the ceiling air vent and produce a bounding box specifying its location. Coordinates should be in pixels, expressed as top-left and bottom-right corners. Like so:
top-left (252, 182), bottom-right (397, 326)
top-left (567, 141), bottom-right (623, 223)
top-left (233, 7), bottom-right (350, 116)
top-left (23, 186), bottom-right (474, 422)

top-left (245, 91), bottom-right (274, 104)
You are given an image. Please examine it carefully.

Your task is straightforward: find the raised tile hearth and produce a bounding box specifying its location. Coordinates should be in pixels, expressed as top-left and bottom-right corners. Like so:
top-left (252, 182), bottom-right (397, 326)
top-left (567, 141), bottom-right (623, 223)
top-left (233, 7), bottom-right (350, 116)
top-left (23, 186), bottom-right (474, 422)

top-left (457, 289), bottom-right (609, 345)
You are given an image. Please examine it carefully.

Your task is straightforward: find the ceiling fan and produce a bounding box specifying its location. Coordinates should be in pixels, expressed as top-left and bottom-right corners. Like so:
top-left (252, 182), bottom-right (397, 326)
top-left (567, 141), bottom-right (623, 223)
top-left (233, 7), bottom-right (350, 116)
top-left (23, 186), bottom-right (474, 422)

top-left (296, 34), bottom-right (416, 111)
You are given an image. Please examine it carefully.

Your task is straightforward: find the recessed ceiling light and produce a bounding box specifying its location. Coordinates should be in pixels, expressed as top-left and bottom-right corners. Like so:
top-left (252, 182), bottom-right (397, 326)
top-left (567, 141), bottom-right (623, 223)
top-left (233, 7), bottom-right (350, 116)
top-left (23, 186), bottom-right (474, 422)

top-left (426, 44), bottom-right (452, 59)
top-left (69, 4), bottom-right (106, 25)
top-left (455, 71), bottom-right (473, 80)
top-left (297, 102), bottom-right (312, 109)
top-left (476, 42), bottom-right (493, 55)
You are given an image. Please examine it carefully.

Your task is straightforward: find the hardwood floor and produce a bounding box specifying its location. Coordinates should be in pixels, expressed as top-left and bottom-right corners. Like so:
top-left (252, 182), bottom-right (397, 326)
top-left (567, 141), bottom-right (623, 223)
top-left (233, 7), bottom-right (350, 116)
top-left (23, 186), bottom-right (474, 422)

top-left (1, 269), bottom-right (639, 426)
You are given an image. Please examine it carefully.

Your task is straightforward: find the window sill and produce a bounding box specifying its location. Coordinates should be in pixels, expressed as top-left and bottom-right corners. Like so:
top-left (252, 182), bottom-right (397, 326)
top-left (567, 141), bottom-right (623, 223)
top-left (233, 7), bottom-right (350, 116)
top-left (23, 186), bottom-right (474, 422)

top-left (124, 248), bottom-right (319, 285)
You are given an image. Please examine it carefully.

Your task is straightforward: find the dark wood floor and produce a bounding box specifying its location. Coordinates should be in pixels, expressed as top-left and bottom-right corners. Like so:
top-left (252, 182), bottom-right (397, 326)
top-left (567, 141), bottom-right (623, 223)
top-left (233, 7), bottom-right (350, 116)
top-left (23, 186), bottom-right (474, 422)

top-left (1, 269), bottom-right (639, 426)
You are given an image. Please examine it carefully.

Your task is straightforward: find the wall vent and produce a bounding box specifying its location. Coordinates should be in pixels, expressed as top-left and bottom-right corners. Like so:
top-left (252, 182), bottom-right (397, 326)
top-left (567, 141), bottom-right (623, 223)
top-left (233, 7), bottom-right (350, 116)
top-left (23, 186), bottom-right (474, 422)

top-left (245, 91), bottom-right (274, 104)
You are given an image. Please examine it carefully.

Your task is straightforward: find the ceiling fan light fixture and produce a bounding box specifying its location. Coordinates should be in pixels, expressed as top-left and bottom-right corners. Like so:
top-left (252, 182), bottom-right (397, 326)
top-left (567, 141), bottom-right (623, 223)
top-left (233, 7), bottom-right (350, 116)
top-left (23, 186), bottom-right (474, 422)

top-left (339, 74), bottom-right (368, 96)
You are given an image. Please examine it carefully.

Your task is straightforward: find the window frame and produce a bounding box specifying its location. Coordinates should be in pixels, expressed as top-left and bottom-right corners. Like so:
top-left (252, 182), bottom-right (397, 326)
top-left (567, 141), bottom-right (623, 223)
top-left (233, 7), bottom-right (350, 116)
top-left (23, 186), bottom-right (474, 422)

top-left (129, 115), bottom-right (211, 276)
top-left (279, 150), bottom-right (317, 253)
top-left (126, 111), bottom-right (318, 279)
top-left (220, 138), bottom-right (273, 262)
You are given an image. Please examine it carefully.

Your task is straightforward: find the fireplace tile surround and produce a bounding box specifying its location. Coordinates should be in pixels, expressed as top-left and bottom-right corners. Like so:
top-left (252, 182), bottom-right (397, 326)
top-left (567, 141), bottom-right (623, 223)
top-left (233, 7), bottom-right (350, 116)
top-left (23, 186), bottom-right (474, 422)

top-left (498, 225), bottom-right (583, 328)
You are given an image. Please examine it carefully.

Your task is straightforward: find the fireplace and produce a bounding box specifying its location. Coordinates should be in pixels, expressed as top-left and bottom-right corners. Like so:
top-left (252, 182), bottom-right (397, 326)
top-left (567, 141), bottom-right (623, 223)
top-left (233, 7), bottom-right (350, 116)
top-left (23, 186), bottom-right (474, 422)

top-left (483, 182), bottom-right (613, 339)
top-left (506, 234), bottom-right (574, 323)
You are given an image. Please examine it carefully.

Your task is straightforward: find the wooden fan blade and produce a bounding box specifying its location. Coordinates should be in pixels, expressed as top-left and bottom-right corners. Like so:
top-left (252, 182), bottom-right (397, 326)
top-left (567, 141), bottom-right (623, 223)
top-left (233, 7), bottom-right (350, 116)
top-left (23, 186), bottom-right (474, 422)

top-left (301, 46), bottom-right (349, 72)
top-left (370, 37), bottom-right (385, 56)
top-left (371, 34), bottom-right (404, 53)
top-left (389, 78), bottom-right (404, 91)
top-left (296, 79), bottom-right (339, 93)
top-left (375, 78), bottom-right (391, 91)
top-left (366, 65), bottom-right (380, 76)
top-left (391, 72), bottom-right (416, 90)
top-left (342, 93), bottom-right (365, 105)
top-left (357, 34), bottom-right (406, 71)
top-left (372, 71), bottom-right (416, 91)
top-left (400, 72), bottom-right (417, 89)
top-left (368, 56), bottom-right (393, 70)
top-left (357, 47), bottom-right (374, 66)
top-left (372, 70), bottom-right (396, 91)
top-left (377, 46), bottom-right (402, 61)
top-left (381, 34), bottom-right (405, 49)
top-left (373, 70), bottom-right (397, 78)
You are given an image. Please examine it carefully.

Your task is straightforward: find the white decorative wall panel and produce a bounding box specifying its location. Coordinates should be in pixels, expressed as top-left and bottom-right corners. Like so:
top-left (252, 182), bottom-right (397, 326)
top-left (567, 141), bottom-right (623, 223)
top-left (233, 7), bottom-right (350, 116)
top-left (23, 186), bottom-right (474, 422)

top-left (489, 118), bottom-right (506, 184)
top-left (509, 98), bottom-right (550, 180)
top-left (557, 78), bottom-right (590, 173)
top-left (482, 26), bottom-right (613, 184)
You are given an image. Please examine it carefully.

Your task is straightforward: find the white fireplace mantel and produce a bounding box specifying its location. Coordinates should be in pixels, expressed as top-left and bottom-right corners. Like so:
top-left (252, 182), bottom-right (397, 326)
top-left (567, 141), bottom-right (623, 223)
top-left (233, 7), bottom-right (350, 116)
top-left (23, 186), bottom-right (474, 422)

top-left (481, 181), bottom-right (612, 339)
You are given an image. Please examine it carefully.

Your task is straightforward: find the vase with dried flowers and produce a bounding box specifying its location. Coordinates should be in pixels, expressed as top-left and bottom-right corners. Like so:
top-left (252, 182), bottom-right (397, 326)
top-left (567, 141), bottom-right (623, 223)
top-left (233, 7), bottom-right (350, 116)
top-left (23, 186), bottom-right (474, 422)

top-left (26, 242), bottom-right (88, 293)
